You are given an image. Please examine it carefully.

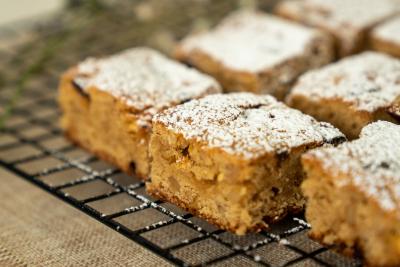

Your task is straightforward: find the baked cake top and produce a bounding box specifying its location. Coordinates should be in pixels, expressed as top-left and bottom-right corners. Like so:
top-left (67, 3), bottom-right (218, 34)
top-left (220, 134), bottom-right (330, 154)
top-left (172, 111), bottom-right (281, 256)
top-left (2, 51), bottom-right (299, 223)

top-left (154, 93), bottom-right (345, 159)
top-left (74, 47), bottom-right (220, 127)
top-left (277, 0), bottom-right (399, 29)
top-left (305, 121), bottom-right (400, 215)
top-left (290, 52), bottom-right (400, 112)
top-left (373, 15), bottom-right (400, 44)
top-left (178, 11), bottom-right (321, 73)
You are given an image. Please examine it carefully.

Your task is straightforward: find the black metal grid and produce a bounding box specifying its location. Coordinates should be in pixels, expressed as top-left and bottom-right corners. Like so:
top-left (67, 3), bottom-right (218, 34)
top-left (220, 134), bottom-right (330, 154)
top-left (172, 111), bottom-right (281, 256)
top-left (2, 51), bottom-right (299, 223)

top-left (0, 112), bottom-right (363, 267)
top-left (0, 57), bottom-right (362, 267)
top-left (0, 2), bottom-right (363, 266)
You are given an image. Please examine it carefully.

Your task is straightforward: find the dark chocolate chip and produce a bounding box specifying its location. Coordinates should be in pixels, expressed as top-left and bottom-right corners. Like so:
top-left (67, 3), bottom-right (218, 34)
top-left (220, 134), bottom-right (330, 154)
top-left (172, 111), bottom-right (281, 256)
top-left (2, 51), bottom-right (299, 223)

top-left (271, 187), bottom-right (279, 196)
top-left (324, 135), bottom-right (347, 146)
top-left (367, 87), bottom-right (380, 93)
top-left (129, 161), bottom-right (136, 173)
top-left (179, 98), bottom-right (193, 105)
top-left (72, 79), bottom-right (89, 99)
top-left (238, 103), bottom-right (264, 110)
top-left (380, 162), bottom-right (390, 169)
top-left (363, 163), bottom-right (371, 170)
top-left (388, 105), bottom-right (400, 122)
top-left (182, 61), bottom-right (194, 68)
top-left (276, 150), bottom-right (289, 167)
top-left (181, 146), bottom-right (189, 157)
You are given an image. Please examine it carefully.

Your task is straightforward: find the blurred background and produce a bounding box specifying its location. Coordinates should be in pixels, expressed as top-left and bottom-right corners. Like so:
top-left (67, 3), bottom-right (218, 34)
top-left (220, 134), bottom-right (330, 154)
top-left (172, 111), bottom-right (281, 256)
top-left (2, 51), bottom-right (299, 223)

top-left (0, 0), bottom-right (277, 130)
top-left (0, 0), bottom-right (65, 27)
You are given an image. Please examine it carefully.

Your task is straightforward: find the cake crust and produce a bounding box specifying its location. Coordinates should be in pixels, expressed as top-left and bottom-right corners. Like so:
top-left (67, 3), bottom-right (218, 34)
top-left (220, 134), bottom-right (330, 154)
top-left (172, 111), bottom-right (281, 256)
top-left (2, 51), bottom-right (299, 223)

top-left (59, 47), bottom-right (221, 179)
top-left (301, 121), bottom-right (400, 266)
top-left (286, 52), bottom-right (400, 139)
top-left (147, 93), bottom-right (345, 234)
top-left (175, 10), bottom-right (333, 99)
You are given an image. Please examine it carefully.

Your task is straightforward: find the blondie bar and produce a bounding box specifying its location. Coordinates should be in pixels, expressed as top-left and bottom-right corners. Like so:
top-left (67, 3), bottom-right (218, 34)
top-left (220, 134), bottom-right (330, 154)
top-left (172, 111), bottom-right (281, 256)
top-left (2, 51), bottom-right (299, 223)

top-left (301, 121), bottom-right (400, 267)
top-left (147, 93), bottom-right (345, 234)
top-left (175, 10), bottom-right (333, 99)
top-left (371, 15), bottom-right (400, 58)
top-left (275, 0), bottom-right (400, 57)
top-left (286, 52), bottom-right (400, 139)
top-left (59, 47), bottom-right (220, 179)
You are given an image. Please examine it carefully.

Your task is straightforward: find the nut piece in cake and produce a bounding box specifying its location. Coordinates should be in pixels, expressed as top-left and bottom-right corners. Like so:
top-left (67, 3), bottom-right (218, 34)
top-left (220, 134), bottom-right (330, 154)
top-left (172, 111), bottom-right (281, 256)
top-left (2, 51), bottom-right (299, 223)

top-left (147, 93), bottom-right (345, 234)
top-left (301, 121), bottom-right (400, 267)
top-left (275, 0), bottom-right (400, 57)
top-left (59, 47), bottom-right (221, 179)
top-left (371, 15), bottom-right (400, 58)
top-left (175, 10), bottom-right (333, 100)
top-left (286, 52), bottom-right (400, 140)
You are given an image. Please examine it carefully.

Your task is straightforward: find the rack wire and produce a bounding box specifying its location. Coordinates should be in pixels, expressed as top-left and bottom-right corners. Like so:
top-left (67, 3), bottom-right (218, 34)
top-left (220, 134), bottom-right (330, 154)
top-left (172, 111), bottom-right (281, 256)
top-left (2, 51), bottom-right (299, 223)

top-left (0, 1), bottom-right (363, 266)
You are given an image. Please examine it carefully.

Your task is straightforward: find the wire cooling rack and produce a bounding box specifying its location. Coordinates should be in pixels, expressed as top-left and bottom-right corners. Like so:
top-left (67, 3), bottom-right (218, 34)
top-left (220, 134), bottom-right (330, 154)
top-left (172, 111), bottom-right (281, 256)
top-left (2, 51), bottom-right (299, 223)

top-left (0, 1), bottom-right (363, 266)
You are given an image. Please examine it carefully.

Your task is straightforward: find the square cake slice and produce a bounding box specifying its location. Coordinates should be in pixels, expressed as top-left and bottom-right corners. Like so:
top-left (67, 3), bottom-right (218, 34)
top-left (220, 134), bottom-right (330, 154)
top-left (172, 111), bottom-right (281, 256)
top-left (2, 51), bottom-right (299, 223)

top-left (147, 93), bottom-right (345, 234)
top-left (275, 0), bottom-right (400, 57)
top-left (175, 10), bottom-right (333, 100)
top-left (59, 47), bottom-right (220, 179)
top-left (371, 15), bottom-right (400, 58)
top-left (286, 52), bottom-right (400, 139)
top-left (301, 121), bottom-right (400, 266)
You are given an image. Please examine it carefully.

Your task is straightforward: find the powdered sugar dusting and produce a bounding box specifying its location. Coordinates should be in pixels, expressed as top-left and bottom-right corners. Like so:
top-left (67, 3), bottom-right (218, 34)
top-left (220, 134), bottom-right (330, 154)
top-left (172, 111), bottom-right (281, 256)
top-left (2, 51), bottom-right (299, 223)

top-left (279, 0), bottom-right (399, 28)
top-left (75, 47), bottom-right (221, 127)
top-left (308, 121), bottom-right (400, 214)
top-left (277, 0), bottom-right (400, 55)
top-left (373, 15), bottom-right (400, 45)
top-left (154, 93), bottom-right (344, 159)
top-left (290, 52), bottom-right (400, 112)
top-left (179, 10), bottom-right (320, 72)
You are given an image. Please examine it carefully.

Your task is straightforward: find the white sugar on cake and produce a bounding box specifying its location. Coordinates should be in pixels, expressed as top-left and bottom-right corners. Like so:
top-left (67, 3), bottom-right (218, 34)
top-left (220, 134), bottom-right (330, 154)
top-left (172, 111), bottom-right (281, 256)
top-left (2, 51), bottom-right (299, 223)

top-left (154, 93), bottom-right (344, 159)
top-left (308, 121), bottom-right (400, 214)
top-left (76, 47), bottom-right (220, 126)
top-left (179, 11), bottom-right (319, 73)
top-left (281, 0), bottom-right (399, 28)
top-left (291, 52), bottom-right (400, 112)
top-left (373, 15), bottom-right (400, 45)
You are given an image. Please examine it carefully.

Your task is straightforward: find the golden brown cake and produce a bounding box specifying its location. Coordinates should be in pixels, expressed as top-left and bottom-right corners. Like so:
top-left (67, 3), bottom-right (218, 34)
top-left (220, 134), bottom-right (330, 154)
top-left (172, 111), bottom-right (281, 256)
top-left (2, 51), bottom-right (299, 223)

top-left (286, 52), bottom-right (400, 139)
top-left (147, 93), bottom-right (345, 234)
top-left (175, 10), bottom-right (333, 100)
top-left (301, 121), bottom-right (400, 267)
top-left (371, 15), bottom-right (400, 58)
top-left (59, 47), bottom-right (221, 179)
top-left (275, 0), bottom-right (400, 57)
